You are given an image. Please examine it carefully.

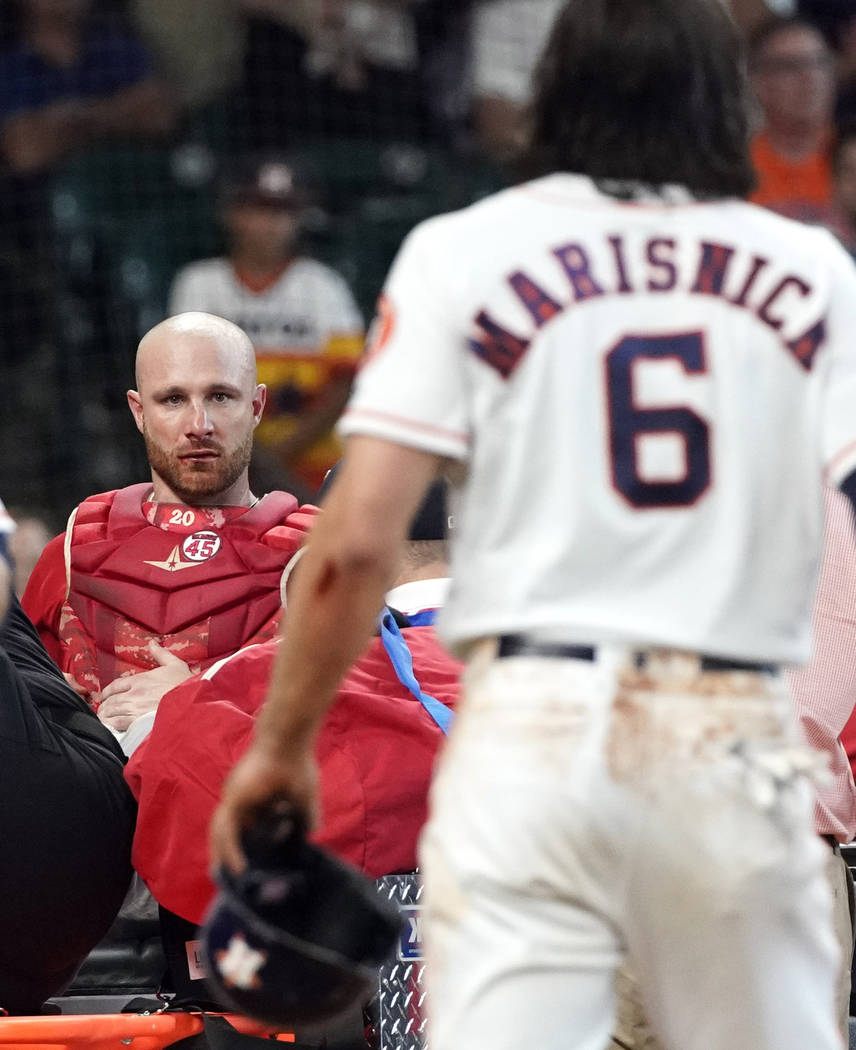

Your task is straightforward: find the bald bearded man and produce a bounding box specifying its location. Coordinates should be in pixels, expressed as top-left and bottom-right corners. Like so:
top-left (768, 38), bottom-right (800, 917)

top-left (23, 313), bottom-right (315, 731)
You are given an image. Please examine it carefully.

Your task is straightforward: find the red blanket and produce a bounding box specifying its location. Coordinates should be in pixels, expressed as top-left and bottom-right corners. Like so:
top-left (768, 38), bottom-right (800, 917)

top-left (125, 627), bottom-right (461, 925)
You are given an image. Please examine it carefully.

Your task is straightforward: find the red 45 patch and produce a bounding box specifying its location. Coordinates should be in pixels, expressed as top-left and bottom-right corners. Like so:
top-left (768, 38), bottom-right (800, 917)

top-left (182, 530), bottom-right (222, 562)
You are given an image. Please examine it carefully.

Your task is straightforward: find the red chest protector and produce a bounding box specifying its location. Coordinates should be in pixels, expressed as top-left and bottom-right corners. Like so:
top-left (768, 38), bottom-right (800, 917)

top-left (60, 484), bottom-right (313, 707)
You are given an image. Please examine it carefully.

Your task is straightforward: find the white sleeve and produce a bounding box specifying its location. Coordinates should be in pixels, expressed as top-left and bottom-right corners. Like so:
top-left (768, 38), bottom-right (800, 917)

top-left (321, 269), bottom-right (364, 333)
top-left (820, 241), bottom-right (856, 486)
top-left (338, 218), bottom-right (471, 461)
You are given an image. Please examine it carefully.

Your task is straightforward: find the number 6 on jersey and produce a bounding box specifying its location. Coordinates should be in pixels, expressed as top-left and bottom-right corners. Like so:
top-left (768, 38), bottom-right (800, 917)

top-left (606, 332), bottom-right (711, 509)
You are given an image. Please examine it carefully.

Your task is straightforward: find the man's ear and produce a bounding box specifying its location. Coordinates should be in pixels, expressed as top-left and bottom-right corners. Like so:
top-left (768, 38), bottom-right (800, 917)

top-left (127, 389), bottom-right (145, 434)
top-left (252, 384), bottom-right (267, 426)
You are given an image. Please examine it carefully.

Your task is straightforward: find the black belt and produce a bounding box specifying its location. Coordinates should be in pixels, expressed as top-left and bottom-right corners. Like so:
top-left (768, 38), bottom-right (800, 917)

top-left (496, 635), bottom-right (777, 675)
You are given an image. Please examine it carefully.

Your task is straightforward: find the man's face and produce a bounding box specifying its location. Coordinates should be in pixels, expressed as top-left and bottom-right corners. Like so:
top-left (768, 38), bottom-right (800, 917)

top-left (753, 26), bottom-right (836, 132)
top-left (226, 203), bottom-right (299, 260)
top-left (127, 332), bottom-right (265, 505)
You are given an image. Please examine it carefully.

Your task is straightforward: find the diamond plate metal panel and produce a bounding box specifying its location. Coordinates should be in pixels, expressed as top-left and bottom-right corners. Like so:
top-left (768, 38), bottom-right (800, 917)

top-left (376, 873), bottom-right (428, 1050)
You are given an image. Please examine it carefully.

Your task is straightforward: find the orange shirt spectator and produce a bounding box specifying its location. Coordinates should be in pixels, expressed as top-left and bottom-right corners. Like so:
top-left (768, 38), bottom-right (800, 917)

top-left (750, 128), bottom-right (835, 221)
top-left (749, 16), bottom-right (838, 224)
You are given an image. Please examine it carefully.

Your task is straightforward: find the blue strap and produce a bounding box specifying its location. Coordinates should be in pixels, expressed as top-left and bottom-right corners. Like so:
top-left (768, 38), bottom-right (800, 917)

top-left (405, 609), bottom-right (437, 627)
top-left (379, 609), bottom-right (454, 734)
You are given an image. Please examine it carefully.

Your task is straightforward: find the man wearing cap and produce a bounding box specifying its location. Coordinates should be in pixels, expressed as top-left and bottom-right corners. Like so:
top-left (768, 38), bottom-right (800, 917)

top-left (124, 476), bottom-right (458, 930)
top-left (169, 156), bottom-right (365, 501)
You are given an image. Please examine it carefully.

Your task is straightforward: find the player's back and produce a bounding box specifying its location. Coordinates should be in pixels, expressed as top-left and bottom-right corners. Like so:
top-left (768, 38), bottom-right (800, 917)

top-left (349, 174), bottom-right (856, 665)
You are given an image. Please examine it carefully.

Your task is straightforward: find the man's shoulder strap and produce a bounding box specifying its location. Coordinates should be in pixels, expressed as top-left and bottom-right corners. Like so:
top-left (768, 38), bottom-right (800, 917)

top-left (71, 483), bottom-right (150, 537)
top-left (64, 484), bottom-right (149, 594)
top-left (72, 488), bottom-right (121, 528)
top-left (263, 504), bottom-right (319, 553)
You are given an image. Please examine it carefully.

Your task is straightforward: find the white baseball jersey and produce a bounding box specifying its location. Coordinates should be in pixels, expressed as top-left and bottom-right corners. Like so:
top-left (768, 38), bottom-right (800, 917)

top-left (168, 256), bottom-right (363, 352)
top-left (339, 173), bottom-right (856, 664)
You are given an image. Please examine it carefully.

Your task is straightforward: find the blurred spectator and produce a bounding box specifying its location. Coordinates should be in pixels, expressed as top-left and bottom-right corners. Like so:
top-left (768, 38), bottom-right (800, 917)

top-left (0, 0), bottom-right (176, 175)
top-left (169, 157), bottom-right (364, 499)
top-left (130, 1), bottom-right (450, 139)
top-left (830, 124), bottom-right (856, 253)
top-left (730, 0), bottom-right (798, 34)
top-left (470, 0), bottom-right (564, 164)
top-left (0, 0), bottom-right (178, 520)
top-left (412, 0), bottom-right (475, 146)
top-left (728, 1), bottom-right (854, 37)
top-left (234, 0), bottom-right (429, 152)
top-left (6, 507), bottom-right (53, 598)
top-left (748, 15), bottom-right (839, 224)
top-left (833, 12), bottom-right (856, 126)
top-left (129, 0), bottom-right (246, 113)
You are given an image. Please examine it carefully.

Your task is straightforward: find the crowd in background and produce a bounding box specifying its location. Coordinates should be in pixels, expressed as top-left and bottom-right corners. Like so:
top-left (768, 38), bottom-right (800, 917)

top-left (2, 0), bottom-right (856, 558)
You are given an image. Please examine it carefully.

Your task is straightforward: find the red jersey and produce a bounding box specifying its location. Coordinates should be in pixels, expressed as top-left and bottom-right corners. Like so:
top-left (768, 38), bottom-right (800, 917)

top-left (22, 484), bottom-right (316, 709)
top-left (125, 625), bottom-right (462, 925)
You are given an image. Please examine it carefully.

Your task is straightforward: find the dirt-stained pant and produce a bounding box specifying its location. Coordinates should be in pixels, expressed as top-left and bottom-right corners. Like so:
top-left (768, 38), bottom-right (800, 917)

top-left (609, 846), bottom-right (854, 1050)
top-left (420, 645), bottom-right (843, 1050)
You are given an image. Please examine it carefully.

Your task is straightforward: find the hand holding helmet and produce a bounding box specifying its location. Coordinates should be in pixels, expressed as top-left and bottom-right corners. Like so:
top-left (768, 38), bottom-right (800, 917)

top-left (203, 801), bottom-right (404, 1029)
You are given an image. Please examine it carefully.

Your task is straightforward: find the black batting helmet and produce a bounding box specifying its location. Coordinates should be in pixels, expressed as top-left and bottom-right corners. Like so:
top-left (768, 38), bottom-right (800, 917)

top-left (202, 809), bottom-right (403, 1028)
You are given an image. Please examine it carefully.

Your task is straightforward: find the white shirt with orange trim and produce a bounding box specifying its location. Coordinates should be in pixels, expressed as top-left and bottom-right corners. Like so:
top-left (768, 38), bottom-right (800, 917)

top-left (339, 173), bottom-right (856, 664)
top-left (168, 256), bottom-right (363, 352)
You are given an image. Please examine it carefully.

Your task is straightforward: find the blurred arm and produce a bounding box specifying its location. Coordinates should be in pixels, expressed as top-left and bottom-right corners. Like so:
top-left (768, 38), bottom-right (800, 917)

top-left (2, 79), bottom-right (177, 174)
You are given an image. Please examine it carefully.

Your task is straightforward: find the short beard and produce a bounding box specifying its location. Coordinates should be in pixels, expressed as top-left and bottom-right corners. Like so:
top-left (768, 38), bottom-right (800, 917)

top-left (143, 428), bottom-right (254, 506)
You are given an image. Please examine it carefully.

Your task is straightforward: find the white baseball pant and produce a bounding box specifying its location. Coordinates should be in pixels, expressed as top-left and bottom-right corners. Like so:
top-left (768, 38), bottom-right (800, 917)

top-left (419, 644), bottom-right (843, 1050)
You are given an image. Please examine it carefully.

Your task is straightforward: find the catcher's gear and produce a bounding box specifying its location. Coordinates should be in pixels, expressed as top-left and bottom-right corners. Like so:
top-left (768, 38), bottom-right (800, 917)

top-left (202, 807), bottom-right (403, 1028)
